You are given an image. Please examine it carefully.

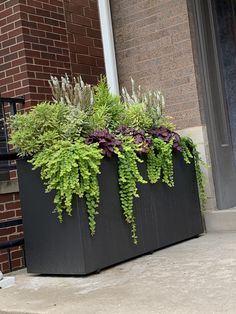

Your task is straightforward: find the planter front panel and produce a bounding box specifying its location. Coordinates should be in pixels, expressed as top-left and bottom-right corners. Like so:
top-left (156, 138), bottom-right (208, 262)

top-left (17, 154), bottom-right (203, 275)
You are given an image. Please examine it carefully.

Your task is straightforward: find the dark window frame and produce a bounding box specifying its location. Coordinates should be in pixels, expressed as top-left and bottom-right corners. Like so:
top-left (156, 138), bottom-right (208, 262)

top-left (0, 97), bottom-right (24, 181)
top-left (188, 0), bottom-right (236, 209)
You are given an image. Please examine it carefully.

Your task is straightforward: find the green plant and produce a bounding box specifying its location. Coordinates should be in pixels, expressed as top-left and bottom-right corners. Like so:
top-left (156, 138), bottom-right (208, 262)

top-left (9, 74), bottom-right (206, 244)
top-left (30, 140), bottom-right (103, 235)
top-left (64, 107), bottom-right (89, 140)
top-left (9, 102), bottom-right (70, 156)
top-left (50, 75), bottom-right (124, 133)
top-left (89, 76), bottom-right (124, 131)
top-left (49, 74), bottom-right (94, 112)
top-left (181, 137), bottom-right (206, 209)
top-left (121, 78), bottom-right (166, 127)
top-left (157, 116), bottom-right (176, 131)
top-left (9, 102), bottom-right (89, 154)
top-left (115, 137), bottom-right (147, 244)
top-left (120, 103), bottom-right (153, 130)
top-left (147, 138), bottom-right (174, 187)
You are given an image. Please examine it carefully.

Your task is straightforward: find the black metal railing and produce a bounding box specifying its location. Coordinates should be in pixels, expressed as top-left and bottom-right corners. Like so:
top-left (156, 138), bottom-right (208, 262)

top-left (0, 219), bottom-right (25, 272)
top-left (0, 97), bottom-right (25, 272)
top-left (0, 97), bottom-right (24, 179)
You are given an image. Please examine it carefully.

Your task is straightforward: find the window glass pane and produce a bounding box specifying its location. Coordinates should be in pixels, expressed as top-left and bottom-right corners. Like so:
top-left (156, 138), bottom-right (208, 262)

top-left (213, 0), bottom-right (236, 163)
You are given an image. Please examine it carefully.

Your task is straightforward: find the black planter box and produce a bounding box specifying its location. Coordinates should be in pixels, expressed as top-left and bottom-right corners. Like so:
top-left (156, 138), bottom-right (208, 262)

top-left (17, 153), bottom-right (203, 275)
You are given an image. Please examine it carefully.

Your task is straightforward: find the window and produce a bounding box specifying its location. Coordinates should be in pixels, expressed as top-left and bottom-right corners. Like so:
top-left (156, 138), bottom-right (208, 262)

top-left (0, 97), bottom-right (24, 181)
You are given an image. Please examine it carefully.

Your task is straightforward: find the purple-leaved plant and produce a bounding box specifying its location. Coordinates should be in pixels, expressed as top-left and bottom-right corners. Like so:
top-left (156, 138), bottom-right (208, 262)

top-left (85, 129), bottom-right (121, 157)
top-left (117, 126), bottom-right (152, 153)
top-left (149, 127), bottom-right (182, 152)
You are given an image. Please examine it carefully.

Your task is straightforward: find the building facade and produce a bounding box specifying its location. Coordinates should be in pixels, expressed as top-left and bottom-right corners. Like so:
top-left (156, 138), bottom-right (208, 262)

top-left (109, 0), bottom-right (236, 230)
top-left (0, 0), bottom-right (105, 273)
top-left (1, 0), bottom-right (236, 273)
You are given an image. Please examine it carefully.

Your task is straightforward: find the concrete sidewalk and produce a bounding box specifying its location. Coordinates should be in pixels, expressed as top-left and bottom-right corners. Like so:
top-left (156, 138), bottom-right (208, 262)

top-left (1, 233), bottom-right (236, 314)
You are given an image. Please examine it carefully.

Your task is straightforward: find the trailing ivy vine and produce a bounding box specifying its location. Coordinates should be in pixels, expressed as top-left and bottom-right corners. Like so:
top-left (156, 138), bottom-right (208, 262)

top-left (30, 140), bottom-right (103, 235)
top-left (115, 137), bottom-right (147, 244)
top-left (147, 138), bottom-right (174, 187)
top-left (181, 137), bottom-right (206, 209)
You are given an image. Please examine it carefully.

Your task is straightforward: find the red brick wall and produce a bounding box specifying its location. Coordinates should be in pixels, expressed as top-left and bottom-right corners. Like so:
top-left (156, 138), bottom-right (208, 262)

top-left (0, 0), bottom-right (30, 103)
top-left (0, 192), bottom-right (24, 273)
top-left (65, 0), bottom-right (105, 84)
top-left (0, 0), bottom-right (105, 107)
top-left (0, 0), bottom-right (72, 108)
top-left (0, 0), bottom-right (105, 273)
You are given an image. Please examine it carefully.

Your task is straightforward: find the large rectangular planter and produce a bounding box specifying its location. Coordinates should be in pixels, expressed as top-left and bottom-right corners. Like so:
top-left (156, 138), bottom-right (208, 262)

top-left (17, 153), bottom-right (203, 275)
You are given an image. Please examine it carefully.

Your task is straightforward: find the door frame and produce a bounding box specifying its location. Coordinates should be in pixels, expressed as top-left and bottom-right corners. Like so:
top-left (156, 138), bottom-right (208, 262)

top-left (188, 0), bottom-right (236, 209)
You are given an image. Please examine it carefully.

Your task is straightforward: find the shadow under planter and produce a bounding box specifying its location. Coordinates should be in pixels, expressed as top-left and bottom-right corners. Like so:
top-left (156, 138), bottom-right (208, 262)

top-left (17, 153), bottom-right (203, 275)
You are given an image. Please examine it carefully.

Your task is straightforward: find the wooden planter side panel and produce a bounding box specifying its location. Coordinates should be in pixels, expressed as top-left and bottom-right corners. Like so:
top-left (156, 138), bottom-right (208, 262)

top-left (17, 154), bottom-right (203, 275)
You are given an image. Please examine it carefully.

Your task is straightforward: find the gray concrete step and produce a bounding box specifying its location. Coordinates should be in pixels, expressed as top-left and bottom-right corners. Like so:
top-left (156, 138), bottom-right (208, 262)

top-left (204, 208), bottom-right (236, 232)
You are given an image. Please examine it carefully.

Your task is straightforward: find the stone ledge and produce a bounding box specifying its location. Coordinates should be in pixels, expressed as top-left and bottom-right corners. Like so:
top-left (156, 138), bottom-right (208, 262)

top-left (0, 180), bottom-right (19, 195)
top-left (204, 208), bottom-right (236, 232)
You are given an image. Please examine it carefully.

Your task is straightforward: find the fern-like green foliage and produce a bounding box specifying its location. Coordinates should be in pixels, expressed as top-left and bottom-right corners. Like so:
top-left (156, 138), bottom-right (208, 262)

top-left (9, 102), bottom-right (70, 156)
top-left (147, 138), bottom-right (174, 187)
top-left (9, 102), bottom-right (89, 155)
top-left (121, 103), bottom-right (153, 130)
top-left (49, 75), bottom-right (124, 134)
top-left (30, 140), bottom-right (103, 235)
top-left (89, 76), bottom-right (124, 131)
top-left (115, 137), bottom-right (147, 244)
top-left (157, 116), bottom-right (176, 131)
top-left (181, 137), bottom-right (206, 209)
top-left (64, 107), bottom-right (89, 140)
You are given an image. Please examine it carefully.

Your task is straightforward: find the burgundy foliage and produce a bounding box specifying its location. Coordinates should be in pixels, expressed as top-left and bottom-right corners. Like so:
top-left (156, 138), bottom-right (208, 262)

top-left (85, 129), bottom-right (121, 157)
top-left (117, 127), bottom-right (152, 153)
top-left (149, 127), bottom-right (182, 152)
